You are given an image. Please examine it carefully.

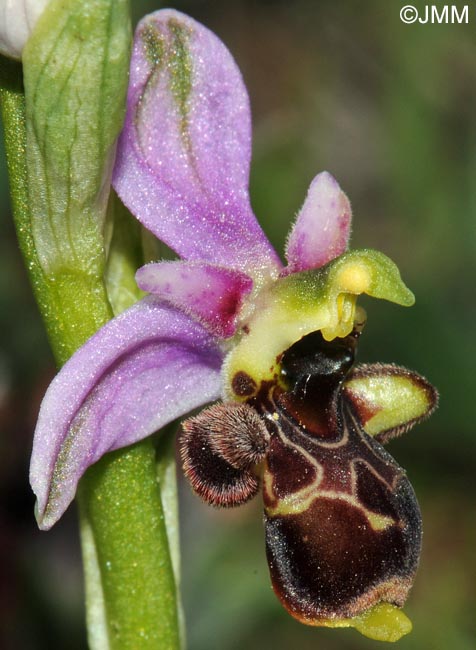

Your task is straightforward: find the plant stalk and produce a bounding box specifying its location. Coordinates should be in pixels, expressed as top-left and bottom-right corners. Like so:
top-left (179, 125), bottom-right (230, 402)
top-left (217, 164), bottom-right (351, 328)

top-left (0, 37), bottom-right (180, 650)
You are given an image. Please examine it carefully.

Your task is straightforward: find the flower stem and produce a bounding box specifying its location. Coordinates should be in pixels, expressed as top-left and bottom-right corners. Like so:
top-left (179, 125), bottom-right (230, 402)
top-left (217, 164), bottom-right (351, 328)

top-left (79, 441), bottom-right (180, 650)
top-left (0, 31), bottom-right (181, 650)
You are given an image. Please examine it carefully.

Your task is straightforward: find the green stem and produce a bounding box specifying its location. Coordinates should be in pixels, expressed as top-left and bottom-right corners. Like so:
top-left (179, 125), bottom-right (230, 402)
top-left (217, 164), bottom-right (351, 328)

top-left (79, 442), bottom-right (179, 650)
top-left (0, 54), bottom-right (180, 650)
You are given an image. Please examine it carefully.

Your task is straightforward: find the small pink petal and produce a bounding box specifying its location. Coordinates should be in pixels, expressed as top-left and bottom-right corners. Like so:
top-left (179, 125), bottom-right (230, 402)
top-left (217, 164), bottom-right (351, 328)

top-left (113, 9), bottom-right (281, 276)
top-left (30, 298), bottom-right (223, 530)
top-left (285, 172), bottom-right (352, 273)
top-left (136, 261), bottom-right (253, 338)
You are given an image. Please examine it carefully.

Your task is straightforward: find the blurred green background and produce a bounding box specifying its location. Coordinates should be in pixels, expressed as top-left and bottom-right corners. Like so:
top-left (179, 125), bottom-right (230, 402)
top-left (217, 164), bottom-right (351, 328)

top-left (1, 1), bottom-right (475, 648)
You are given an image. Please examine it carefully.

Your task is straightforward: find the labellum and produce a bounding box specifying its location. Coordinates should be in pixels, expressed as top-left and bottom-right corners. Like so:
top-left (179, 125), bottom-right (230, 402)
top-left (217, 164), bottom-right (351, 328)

top-left (180, 321), bottom-right (437, 641)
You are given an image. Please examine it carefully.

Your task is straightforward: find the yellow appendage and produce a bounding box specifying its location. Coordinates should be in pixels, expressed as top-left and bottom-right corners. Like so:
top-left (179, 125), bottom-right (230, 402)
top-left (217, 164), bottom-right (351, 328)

top-left (319, 603), bottom-right (412, 642)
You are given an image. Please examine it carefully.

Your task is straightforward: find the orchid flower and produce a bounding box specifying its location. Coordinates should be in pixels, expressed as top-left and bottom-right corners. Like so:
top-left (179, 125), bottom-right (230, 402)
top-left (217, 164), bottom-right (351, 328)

top-left (0, 0), bottom-right (51, 59)
top-left (29, 9), bottom-right (437, 642)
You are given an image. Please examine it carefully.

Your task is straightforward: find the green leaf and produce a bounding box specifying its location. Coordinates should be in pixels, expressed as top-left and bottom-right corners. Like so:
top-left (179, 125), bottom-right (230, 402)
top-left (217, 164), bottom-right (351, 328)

top-left (22, 0), bottom-right (131, 280)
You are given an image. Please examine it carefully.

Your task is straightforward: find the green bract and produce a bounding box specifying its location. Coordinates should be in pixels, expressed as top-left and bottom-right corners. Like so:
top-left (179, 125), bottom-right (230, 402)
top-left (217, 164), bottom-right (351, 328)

top-left (22, 0), bottom-right (131, 361)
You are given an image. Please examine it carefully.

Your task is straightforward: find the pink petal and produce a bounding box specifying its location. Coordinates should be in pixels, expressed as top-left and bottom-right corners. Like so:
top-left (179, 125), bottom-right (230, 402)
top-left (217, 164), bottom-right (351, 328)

top-left (136, 261), bottom-right (253, 338)
top-left (30, 298), bottom-right (223, 530)
top-left (285, 172), bottom-right (352, 273)
top-left (113, 9), bottom-right (281, 275)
